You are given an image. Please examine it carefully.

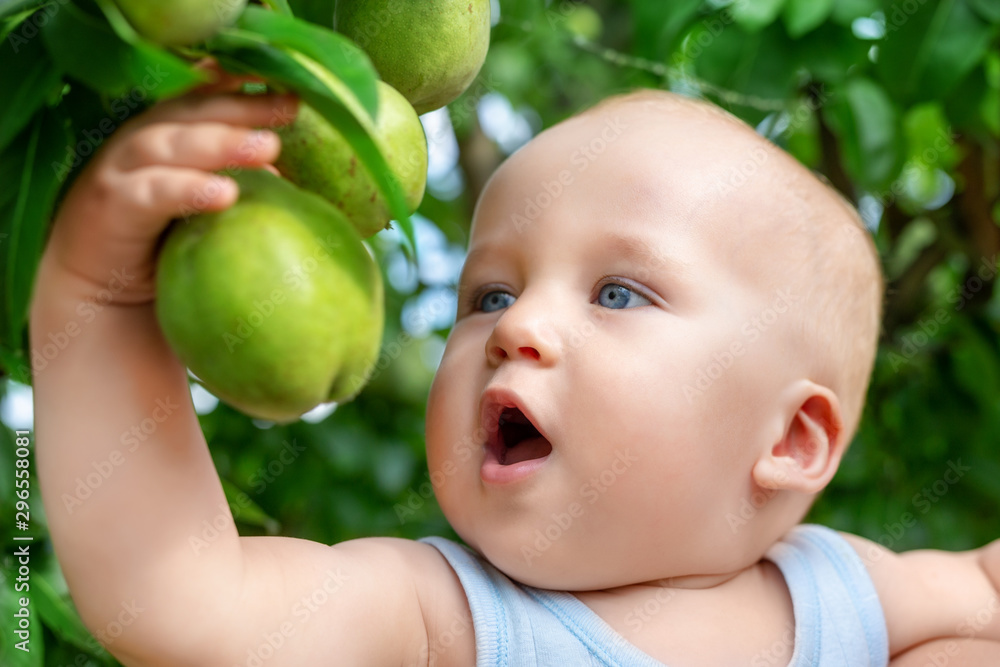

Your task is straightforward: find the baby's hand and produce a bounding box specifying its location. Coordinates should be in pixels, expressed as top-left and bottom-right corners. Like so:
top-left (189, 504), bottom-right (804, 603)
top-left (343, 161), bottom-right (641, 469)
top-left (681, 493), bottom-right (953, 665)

top-left (40, 63), bottom-right (297, 304)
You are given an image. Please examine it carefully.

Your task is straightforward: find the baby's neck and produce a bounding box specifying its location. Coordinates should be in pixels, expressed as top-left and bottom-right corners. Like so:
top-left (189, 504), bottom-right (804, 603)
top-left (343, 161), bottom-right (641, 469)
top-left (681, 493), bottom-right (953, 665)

top-left (575, 559), bottom-right (793, 665)
top-left (627, 564), bottom-right (755, 591)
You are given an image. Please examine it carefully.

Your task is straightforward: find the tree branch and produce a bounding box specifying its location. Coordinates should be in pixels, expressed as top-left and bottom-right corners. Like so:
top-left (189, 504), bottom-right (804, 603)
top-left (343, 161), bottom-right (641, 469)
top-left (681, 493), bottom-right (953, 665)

top-left (954, 137), bottom-right (999, 265)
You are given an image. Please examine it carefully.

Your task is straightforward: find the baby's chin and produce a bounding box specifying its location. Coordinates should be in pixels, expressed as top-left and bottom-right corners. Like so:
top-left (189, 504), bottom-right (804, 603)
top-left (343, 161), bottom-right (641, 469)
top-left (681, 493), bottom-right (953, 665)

top-left (471, 540), bottom-right (588, 590)
top-left (449, 505), bottom-right (777, 591)
top-left (457, 523), bottom-right (643, 591)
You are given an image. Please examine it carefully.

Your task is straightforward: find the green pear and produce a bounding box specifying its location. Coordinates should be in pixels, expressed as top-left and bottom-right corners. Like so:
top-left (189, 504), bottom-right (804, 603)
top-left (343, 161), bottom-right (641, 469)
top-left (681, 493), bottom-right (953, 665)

top-left (276, 80), bottom-right (427, 238)
top-left (334, 0), bottom-right (491, 114)
top-left (155, 169), bottom-right (384, 422)
top-left (113, 0), bottom-right (247, 46)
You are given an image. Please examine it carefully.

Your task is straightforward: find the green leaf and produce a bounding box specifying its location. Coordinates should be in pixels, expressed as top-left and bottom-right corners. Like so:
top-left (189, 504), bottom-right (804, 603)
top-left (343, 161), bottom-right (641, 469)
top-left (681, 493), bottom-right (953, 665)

top-left (287, 0), bottom-right (334, 25)
top-left (0, 107), bottom-right (73, 381)
top-left (952, 323), bottom-right (999, 409)
top-left (0, 15), bottom-right (63, 152)
top-left (793, 22), bottom-right (868, 83)
top-left (236, 6), bottom-right (379, 117)
top-left (41, 0), bottom-right (204, 99)
top-left (0, 147), bottom-right (19, 213)
top-left (627, 0), bottom-right (703, 60)
top-left (222, 478), bottom-right (281, 533)
top-left (41, 1), bottom-right (139, 94)
top-left (31, 573), bottom-right (104, 655)
top-left (50, 83), bottom-right (119, 185)
top-left (942, 60), bottom-right (991, 134)
top-left (0, 0), bottom-right (44, 21)
top-left (885, 217), bottom-right (937, 279)
top-left (783, 99), bottom-right (821, 167)
top-left (690, 22), bottom-right (799, 104)
top-left (982, 61), bottom-right (1000, 136)
top-left (782, 0), bottom-right (834, 38)
top-left (208, 30), bottom-right (417, 258)
top-left (824, 77), bottom-right (901, 190)
top-left (879, 0), bottom-right (994, 103)
top-left (912, 0), bottom-right (993, 101)
top-left (730, 0), bottom-right (787, 32)
top-left (829, 0), bottom-right (880, 25)
top-left (902, 102), bottom-right (958, 170)
top-left (966, 0), bottom-right (1000, 23)
top-left (1, 6), bottom-right (38, 42)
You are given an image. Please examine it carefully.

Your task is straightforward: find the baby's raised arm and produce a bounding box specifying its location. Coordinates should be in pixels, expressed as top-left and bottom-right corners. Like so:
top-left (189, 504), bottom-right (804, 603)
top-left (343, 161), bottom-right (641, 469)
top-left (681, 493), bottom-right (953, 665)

top-left (30, 72), bottom-right (469, 667)
top-left (841, 533), bottom-right (1000, 661)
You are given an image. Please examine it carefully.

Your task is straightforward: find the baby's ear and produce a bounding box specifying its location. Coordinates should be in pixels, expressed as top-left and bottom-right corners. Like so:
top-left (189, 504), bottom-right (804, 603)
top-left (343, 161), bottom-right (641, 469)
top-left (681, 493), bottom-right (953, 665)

top-left (752, 382), bottom-right (845, 495)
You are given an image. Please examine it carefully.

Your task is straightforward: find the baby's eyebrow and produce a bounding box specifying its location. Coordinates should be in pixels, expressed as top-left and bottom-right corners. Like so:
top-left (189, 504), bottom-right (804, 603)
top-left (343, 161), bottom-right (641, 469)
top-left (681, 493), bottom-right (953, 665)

top-left (600, 233), bottom-right (694, 285)
top-left (461, 244), bottom-right (505, 274)
top-left (455, 244), bottom-right (508, 299)
top-left (458, 235), bottom-right (694, 291)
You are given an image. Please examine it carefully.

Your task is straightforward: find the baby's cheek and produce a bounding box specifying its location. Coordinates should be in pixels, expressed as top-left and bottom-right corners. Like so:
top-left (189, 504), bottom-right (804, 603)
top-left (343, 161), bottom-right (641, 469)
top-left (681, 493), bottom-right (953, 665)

top-left (425, 374), bottom-right (459, 468)
top-left (425, 363), bottom-right (480, 486)
top-left (426, 337), bottom-right (466, 412)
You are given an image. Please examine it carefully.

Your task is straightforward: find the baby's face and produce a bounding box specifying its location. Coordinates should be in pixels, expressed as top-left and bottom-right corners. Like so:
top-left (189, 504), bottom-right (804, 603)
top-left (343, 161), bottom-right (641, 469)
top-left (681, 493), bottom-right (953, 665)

top-left (425, 99), bottom-right (798, 589)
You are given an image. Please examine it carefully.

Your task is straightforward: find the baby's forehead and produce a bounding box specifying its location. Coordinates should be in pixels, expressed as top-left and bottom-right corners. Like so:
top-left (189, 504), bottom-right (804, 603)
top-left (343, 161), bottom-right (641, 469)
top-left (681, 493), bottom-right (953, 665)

top-left (471, 95), bottom-right (821, 265)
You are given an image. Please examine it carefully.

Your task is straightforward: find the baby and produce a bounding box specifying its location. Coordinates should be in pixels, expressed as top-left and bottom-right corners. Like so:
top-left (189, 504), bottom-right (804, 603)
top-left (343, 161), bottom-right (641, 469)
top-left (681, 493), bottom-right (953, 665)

top-left (29, 66), bottom-right (1000, 666)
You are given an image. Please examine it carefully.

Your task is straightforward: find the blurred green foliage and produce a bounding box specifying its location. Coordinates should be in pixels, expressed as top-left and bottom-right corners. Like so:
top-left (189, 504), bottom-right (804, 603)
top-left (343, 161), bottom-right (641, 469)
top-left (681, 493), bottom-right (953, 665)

top-left (2, 0), bottom-right (999, 663)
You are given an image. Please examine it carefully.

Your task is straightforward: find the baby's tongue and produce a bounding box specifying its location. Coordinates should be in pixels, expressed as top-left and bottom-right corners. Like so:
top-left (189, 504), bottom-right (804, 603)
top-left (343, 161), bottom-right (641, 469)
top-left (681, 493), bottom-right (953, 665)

top-left (503, 436), bottom-right (552, 465)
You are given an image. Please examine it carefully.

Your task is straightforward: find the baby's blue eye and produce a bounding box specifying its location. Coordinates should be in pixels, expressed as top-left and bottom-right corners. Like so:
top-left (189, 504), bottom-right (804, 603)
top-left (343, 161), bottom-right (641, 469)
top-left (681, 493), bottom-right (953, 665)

top-left (479, 290), bottom-right (515, 313)
top-left (597, 283), bottom-right (651, 309)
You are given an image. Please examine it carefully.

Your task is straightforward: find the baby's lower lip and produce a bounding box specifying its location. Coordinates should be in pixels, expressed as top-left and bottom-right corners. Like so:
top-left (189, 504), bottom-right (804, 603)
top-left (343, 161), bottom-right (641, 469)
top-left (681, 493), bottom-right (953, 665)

top-left (480, 437), bottom-right (551, 485)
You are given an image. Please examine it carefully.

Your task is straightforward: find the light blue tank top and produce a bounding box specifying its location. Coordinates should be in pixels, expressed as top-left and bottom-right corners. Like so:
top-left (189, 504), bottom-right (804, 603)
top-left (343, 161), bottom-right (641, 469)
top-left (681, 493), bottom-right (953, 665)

top-left (420, 524), bottom-right (888, 666)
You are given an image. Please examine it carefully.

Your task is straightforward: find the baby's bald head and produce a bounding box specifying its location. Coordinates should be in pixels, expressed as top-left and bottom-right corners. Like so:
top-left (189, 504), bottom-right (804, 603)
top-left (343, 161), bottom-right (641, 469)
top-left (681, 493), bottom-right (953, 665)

top-left (581, 89), bottom-right (884, 444)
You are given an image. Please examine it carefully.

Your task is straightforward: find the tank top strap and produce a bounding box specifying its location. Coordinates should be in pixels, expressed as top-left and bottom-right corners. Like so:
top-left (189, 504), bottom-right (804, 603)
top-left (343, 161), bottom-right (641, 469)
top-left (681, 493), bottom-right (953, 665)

top-left (421, 536), bottom-right (663, 666)
top-left (764, 524), bottom-right (889, 667)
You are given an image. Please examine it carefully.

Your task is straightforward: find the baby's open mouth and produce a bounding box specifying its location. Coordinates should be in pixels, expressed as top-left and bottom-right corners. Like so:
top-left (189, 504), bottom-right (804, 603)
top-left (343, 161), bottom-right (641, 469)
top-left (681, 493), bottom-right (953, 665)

top-left (495, 406), bottom-right (552, 465)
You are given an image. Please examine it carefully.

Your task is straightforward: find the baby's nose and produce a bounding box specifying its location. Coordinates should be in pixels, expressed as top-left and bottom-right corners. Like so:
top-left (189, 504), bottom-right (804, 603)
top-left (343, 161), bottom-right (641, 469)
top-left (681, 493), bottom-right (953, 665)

top-left (487, 344), bottom-right (540, 363)
top-left (484, 297), bottom-right (561, 367)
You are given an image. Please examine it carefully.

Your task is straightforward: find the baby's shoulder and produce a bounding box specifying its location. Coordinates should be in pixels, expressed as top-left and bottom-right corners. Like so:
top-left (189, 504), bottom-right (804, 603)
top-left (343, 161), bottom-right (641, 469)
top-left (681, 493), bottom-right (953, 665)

top-left (835, 530), bottom-right (1000, 657)
top-left (234, 536), bottom-right (475, 667)
top-left (344, 537), bottom-right (477, 666)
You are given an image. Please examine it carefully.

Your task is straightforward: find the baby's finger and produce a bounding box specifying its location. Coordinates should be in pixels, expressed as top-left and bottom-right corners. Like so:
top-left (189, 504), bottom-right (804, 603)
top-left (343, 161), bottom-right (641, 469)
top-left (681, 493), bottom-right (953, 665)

top-left (116, 167), bottom-right (240, 232)
top-left (133, 92), bottom-right (298, 134)
top-left (113, 123), bottom-right (282, 172)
